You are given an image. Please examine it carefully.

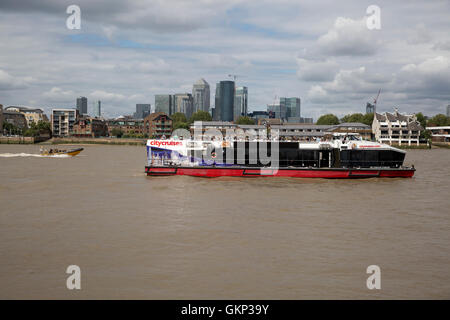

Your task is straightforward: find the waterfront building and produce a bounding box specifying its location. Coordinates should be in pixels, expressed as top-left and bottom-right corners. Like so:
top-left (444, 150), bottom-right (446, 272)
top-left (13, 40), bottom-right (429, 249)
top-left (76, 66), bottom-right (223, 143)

top-left (190, 121), bottom-right (266, 138)
top-left (281, 97), bottom-right (301, 118)
top-left (76, 97), bottom-right (88, 115)
top-left (51, 109), bottom-right (78, 137)
top-left (134, 104), bottom-right (151, 119)
top-left (5, 106), bottom-right (48, 127)
top-left (94, 101), bottom-right (101, 118)
top-left (234, 86), bottom-right (248, 121)
top-left (155, 94), bottom-right (175, 115)
top-left (73, 116), bottom-right (108, 137)
top-left (287, 117), bottom-right (313, 123)
top-left (144, 112), bottom-right (173, 139)
top-left (214, 81), bottom-right (235, 121)
top-left (174, 93), bottom-right (194, 119)
top-left (372, 110), bottom-right (423, 146)
top-left (193, 79), bottom-right (210, 113)
top-left (426, 126), bottom-right (450, 143)
top-left (106, 116), bottom-right (145, 136)
top-left (3, 110), bottom-right (27, 130)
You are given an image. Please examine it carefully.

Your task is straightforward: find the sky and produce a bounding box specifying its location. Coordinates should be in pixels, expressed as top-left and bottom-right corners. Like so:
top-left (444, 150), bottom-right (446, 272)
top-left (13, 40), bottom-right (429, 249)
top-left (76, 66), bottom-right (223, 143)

top-left (0, 0), bottom-right (449, 120)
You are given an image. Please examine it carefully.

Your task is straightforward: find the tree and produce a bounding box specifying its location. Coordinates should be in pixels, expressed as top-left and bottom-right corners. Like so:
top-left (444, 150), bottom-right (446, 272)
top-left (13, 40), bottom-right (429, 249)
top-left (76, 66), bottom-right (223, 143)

top-left (171, 112), bottom-right (187, 123)
top-left (341, 113), bottom-right (365, 123)
top-left (111, 128), bottom-right (123, 138)
top-left (415, 112), bottom-right (426, 128)
top-left (316, 114), bottom-right (339, 125)
top-left (173, 122), bottom-right (190, 130)
top-left (362, 113), bottom-right (374, 126)
top-left (189, 110), bottom-right (212, 123)
top-left (235, 116), bottom-right (255, 125)
top-left (420, 129), bottom-right (432, 141)
top-left (427, 114), bottom-right (450, 126)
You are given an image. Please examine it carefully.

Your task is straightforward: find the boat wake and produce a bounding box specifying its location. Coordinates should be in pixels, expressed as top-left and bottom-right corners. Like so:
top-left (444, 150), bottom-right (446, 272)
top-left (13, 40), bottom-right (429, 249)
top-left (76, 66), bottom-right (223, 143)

top-left (0, 153), bottom-right (70, 158)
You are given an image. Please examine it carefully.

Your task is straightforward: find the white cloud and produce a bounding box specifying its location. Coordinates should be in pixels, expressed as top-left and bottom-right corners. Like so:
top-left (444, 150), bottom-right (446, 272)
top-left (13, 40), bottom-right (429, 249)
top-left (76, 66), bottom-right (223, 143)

top-left (296, 58), bottom-right (339, 81)
top-left (317, 17), bottom-right (381, 56)
top-left (0, 69), bottom-right (32, 90)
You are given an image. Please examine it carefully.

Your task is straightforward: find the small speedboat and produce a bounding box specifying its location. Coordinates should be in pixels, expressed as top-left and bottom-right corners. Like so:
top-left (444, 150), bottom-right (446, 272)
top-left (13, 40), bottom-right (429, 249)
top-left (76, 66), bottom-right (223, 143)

top-left (40, 147), bottom-right (84, 157)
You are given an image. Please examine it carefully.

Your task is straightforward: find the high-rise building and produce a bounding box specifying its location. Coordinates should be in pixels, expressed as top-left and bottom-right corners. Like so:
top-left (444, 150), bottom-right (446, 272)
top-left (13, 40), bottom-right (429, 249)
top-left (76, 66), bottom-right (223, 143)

top-left (155, 95), bottom-right (175, 115)
top-left (94, 100), bottom-right (101, 118)
top-left (0, 104), bottom-right (3, 134)
top-left (214, 81), bottom-right (235, 121)
top-left (76, 97), bottom-right (88, 115)
top-left (193, 79), bottom-right (210, 113)
top-left (366, 102), bottom-right (375, 114)
top-left (447, 104), bottom-right (450, 117)
top-left (281, 97), bottom-right (301, 118)
top-left (234, 86), bottom-right (248, 121)
top-left (174, 93), bottom-right (194, 119)
top-left (134, 103), bottom-right (151, 119)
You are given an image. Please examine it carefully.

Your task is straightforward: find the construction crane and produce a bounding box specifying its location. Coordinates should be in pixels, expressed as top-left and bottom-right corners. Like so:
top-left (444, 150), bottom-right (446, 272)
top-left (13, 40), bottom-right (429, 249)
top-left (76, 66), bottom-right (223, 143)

top-left (373, 88), bottom-right (381, 114)
top-left (228, 74), bottom-right (242, 82)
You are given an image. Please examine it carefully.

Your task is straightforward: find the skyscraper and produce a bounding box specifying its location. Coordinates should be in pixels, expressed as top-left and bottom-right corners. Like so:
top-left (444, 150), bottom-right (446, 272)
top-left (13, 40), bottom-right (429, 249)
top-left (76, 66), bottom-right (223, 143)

top-left (234, 86), bottom-right (248, 121)
top-left (94, 100), bottom-right (101, 118)
top-left (134, 104), bottom-right (151, 119)
top-left (155, 95), bottom-right (175, 115)
top-left (76, 96), bottom-right (87, 115)
top-left (192, 79), bottom-right (210, 113)
top-left (280, 97), bottom-right (301, 118)
top-left (174, 93), bottom-right (194, 119)
top-left (214, 81), bottom-right (235, 121)
top-left (267, 102), bottom-right (286, 120)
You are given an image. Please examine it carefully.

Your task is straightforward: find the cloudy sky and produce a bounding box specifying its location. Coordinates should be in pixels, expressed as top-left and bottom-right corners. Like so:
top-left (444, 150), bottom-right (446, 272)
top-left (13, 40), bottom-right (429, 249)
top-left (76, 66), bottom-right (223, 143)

top-left (0, 0), bottom-right (449, 119)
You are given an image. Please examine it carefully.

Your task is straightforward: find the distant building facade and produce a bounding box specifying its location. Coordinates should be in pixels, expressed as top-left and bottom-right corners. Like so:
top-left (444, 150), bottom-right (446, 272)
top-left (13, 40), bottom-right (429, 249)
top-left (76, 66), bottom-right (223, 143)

top-left (267, 103), bottom-right (286, 120)
top-left (426, 126), bottom-right (450, 143)
top-left (3, 110), bottom-right (27, 129)
top-left (372, 110), bottom-right (423, 146)
top-left (234, 86), bottom-right (248, 121)
top-left (366, 102), bottom-right (375, 114)
top-left (248, 111), bottom-right (269, 121)
top-left (73, 116), bottom-right (108, 137)
top-left (51, 109), bottom-right (78, 137)
top-left (94, 101), bottom-right (101, 118)
top-left (193, 79), bottom-right (210, 113)
top-left (281, 97), bottom-right (301, 118)
top-left (106, 116), bottom-right (145, 136)
top-left (76, 97), bottom-right (88, 115)
top-left (214, 81), bottom-right (235, 121)
top-left (134, 104), bottom-right (151, 119)
top-left (5, 106), bottom-right (48, 127)
top-left (155, 94), bottom-right (175, 115)
top-left (174, 93), bottom-right (194, 119)
top-left (144, 112), bottom-right (173, 138)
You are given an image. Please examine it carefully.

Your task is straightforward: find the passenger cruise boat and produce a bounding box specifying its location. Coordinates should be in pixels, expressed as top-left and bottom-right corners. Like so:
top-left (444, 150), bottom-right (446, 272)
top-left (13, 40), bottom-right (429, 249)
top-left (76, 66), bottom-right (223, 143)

top-left (145, 134), bottom-right (415, 178)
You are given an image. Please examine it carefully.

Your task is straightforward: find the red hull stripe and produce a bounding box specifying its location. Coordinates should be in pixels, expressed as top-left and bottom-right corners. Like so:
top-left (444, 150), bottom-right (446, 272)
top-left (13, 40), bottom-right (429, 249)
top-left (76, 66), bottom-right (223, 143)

top-left (145, 167), bottom-right (415, 178)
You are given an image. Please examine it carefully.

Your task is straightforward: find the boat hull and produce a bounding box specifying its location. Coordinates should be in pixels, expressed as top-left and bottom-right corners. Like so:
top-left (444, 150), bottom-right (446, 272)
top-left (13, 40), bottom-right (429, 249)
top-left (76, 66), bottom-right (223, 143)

top-left (145, 166), bottom-right (415, 178)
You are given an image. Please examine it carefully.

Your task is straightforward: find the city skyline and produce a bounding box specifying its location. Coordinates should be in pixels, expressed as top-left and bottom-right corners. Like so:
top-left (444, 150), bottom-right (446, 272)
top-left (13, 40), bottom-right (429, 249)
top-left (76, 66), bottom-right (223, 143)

top-left (0, 1), bottom-right (449, 119)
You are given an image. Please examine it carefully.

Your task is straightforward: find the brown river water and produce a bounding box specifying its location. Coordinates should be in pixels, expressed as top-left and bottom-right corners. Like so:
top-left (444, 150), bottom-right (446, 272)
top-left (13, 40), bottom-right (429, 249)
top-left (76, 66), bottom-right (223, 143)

top-left (0, 144), bottom-right (449, 299)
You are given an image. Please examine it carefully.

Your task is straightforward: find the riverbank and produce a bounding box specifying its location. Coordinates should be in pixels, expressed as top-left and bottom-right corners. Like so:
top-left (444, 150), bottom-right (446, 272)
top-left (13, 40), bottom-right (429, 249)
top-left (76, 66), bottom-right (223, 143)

top-left (44, 137), bottom-right (147, 146)
top-left (0, 136), bottom-right (49, 144)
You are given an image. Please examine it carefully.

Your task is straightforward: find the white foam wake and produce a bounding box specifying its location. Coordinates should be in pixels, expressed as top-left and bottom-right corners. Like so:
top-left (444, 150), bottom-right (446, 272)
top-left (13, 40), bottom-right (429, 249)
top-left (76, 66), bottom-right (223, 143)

top-left (0, 153), bottom-right (70, 158)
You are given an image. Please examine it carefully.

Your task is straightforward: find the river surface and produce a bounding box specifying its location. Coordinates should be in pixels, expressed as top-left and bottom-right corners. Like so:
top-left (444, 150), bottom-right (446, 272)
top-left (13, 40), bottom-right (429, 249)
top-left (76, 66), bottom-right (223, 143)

top-left (0, 144), bottom-right (449, 299)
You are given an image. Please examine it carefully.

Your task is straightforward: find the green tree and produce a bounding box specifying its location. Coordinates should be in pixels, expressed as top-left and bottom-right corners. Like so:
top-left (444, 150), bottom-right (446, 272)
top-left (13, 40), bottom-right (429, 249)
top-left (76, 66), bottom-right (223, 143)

top-left (316, 114), bottom-right (339, 125)
top-left (173, 122), bottom-right (190, 130)
top-left (415, 112), bottom-right (427, 128)
top-left (111, 128), bottom-right (123, 138)
top-left (189, 110), bottom-right (212, 123)
top-left (171, 112), bottom-right (187, 123)
top-left (362, 113), bottom-right (374, 126)
top-left (420, 129), bottom-right (432, 141)
top-left (427, 114), bottom-right (450, 126)
top-left (235, 116), bottom-right (255, 125)
top-left (340, 113), bottom-right (365, 123)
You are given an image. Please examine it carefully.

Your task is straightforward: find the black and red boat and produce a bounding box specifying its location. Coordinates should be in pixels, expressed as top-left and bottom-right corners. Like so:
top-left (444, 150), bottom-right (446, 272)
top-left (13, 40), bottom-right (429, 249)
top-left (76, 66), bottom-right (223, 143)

top-left (145, 135), bottom-right (415, 178)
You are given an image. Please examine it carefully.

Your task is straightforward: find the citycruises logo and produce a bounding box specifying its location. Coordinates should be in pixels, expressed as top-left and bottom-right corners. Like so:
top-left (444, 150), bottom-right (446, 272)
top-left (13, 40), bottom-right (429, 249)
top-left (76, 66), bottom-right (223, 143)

top-left (149, 140), bottom-right (182, 147)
